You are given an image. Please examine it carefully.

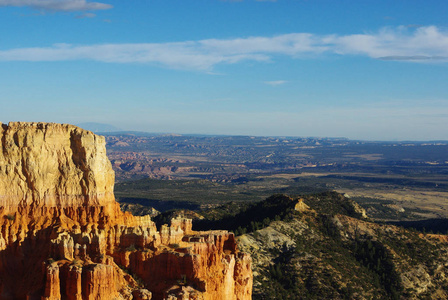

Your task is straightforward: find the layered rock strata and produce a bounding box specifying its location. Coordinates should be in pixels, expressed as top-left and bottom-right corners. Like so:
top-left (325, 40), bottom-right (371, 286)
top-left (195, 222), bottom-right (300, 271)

top-left (0, 122), bottom-right (252, 300)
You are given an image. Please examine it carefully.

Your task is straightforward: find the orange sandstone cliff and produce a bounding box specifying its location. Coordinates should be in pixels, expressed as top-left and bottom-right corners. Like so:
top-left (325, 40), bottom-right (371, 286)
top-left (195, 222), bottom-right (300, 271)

top-left (0, 122), bottom-right (252, 300)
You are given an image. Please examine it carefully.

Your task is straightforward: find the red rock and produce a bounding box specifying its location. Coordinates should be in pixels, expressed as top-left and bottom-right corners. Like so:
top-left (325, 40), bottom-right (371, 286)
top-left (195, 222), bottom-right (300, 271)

top-left (133, 289), bottom-right (152, 300)
top-left (42, 262), bottom-right (61, 300)
top-left (0, 122), bottom-right (252, 300)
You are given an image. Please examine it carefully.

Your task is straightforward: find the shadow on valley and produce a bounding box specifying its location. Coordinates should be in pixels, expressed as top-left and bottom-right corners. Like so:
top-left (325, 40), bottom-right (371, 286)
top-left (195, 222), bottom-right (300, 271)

top-left (389, 218), bottom-right (448, 234)
top-left (116, 197), bottom-right (200, 212)
top-left (324, 174), bottom-right (448, 190)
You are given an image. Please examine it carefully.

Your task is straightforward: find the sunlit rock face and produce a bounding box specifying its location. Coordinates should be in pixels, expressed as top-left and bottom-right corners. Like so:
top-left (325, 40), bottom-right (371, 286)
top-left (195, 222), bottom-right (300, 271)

top-left (0, 122), bottom-right (115, 210)
top-left (0, 122), bottom-right (252, 300)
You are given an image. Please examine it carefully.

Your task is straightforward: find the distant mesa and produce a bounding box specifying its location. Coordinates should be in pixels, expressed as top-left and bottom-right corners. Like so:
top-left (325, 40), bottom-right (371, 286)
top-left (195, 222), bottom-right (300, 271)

top-left (76, 122), bottom-right (122, 133)
top-left (159, 133), bottom-right (183, 137)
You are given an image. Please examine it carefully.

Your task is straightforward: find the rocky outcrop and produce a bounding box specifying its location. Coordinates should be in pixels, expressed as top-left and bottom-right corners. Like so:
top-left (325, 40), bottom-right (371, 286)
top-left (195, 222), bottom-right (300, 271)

top-left (0, 122), bottom-right (252, 300)
top-left (294, 198), bottom-right (311, 213)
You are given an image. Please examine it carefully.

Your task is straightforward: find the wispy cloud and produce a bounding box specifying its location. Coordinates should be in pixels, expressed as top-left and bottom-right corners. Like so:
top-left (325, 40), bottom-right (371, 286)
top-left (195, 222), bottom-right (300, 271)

top-left (75, 12), bottom-right (96, 18)
top-left (326, 26), bottom-right (448, 60)
top-left (264, 80), bottom-right (288, 86)
top-left (0, 26), bottom-right (447, 70)
top-left (378, 55), bottom-right (448, 61)
top-left (0, 0), bottom-right (112, 12)
top-left (0, 41), bottom-right (272, 70)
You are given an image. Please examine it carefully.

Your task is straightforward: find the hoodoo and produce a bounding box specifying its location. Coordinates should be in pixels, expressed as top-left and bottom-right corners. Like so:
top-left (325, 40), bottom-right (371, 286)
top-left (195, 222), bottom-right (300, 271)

top-left (0, 122), bottom-right (252, 300)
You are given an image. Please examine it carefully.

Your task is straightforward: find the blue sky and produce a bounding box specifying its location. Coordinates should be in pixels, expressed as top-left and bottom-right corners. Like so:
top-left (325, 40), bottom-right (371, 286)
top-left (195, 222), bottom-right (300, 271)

top-left (1, 0), bottom-right (448, 140)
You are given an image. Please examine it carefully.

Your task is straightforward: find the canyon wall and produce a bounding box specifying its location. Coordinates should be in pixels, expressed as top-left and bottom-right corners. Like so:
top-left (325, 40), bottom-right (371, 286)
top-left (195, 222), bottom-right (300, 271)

top-left (0, 122), bottom-right (252, 300)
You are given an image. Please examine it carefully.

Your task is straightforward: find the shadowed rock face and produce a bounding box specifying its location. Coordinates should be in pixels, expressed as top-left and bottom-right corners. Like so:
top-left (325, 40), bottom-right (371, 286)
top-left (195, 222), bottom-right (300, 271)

top-left (0, 122), bottom-right (252, 300)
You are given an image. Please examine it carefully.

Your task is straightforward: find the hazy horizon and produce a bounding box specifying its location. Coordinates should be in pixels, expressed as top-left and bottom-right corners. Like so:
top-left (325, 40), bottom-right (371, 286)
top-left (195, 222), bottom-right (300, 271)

top-left (64, 121), bottom-right (447, 143)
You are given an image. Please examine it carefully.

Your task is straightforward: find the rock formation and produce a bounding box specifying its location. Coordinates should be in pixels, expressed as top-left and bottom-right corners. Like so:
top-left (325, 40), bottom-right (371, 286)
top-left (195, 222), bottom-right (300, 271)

top-left (0, 122), bottom-right (252, 300)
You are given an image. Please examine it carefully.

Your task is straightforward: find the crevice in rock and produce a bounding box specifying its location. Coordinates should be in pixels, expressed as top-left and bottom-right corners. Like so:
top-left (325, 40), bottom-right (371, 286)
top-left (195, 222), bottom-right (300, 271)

top-left (69, 130), bottom-right (89, 202)
top-left (21, 155), bottom-right (36, 202)
top-left (1, 123), bottom-right (8, 157)
top-left (12, 132), bottom-right (19, 148)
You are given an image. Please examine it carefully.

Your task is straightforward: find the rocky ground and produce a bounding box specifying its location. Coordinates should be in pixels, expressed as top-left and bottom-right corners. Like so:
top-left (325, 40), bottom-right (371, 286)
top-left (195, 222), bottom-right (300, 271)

top-left (193, 192), bottom-right (448, 299)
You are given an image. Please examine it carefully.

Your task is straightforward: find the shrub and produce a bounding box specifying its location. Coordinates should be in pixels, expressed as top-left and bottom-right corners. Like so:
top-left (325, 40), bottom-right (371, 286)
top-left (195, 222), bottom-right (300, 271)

top-left (5, 214), bottom-right (15, 221)
top-left (126, 244), bottom-right (136, 251)
top-left (71, 259), bottom-right (82, 266)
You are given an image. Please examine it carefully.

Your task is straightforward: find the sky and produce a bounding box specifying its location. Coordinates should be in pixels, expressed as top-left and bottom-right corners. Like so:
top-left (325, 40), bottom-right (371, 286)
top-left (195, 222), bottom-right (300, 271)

top-left (1, 0), bottom-right (448, 140)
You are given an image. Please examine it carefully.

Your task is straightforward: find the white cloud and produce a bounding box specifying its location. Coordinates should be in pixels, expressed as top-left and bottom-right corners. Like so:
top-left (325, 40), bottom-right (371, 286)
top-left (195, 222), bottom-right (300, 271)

top-left (326, 26), bottom-right (448, 60)
top-left (264, 80), bottom-right (288, 86)
top-left (0, 42), bottom-right (271, 70)
top-left (75, 12), bottom-right (96, 18)
top-left (0, 0), bottom-right (112, 12)
top-left (0, 26), bottom-right (447, 70)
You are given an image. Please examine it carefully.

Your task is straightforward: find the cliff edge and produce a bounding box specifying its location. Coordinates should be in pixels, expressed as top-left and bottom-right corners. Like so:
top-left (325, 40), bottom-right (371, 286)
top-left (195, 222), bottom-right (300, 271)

top-left (0, 122), bottom-right (252, 300)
